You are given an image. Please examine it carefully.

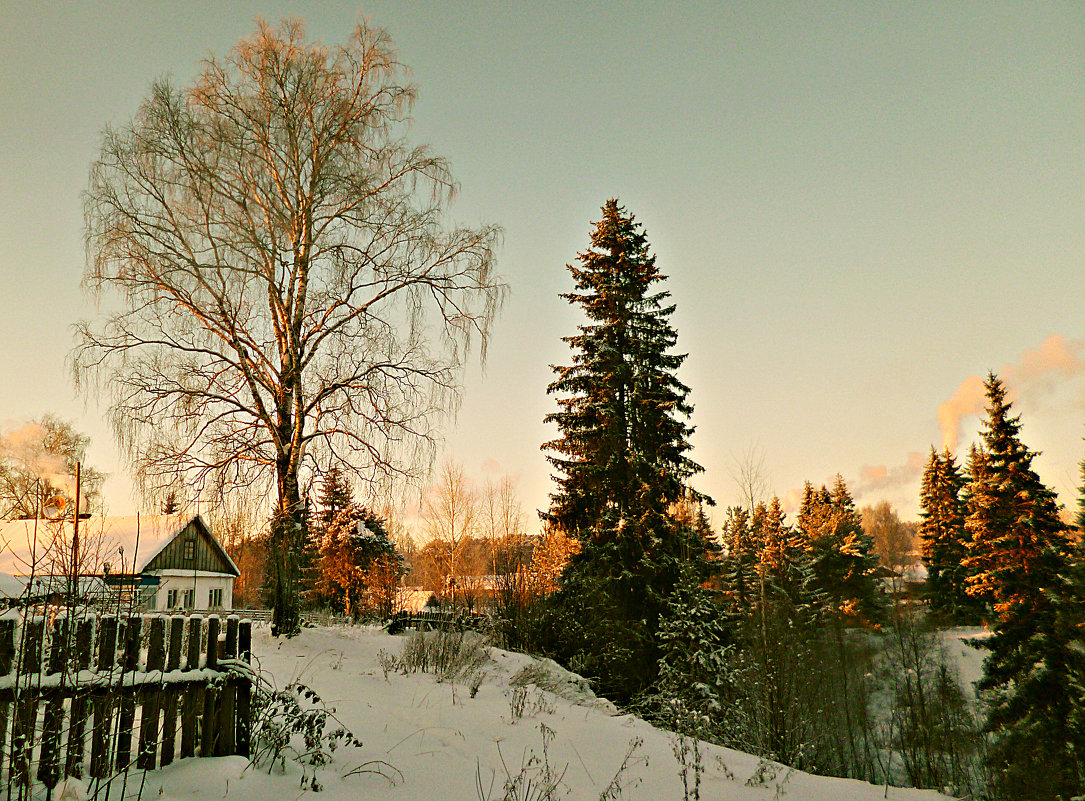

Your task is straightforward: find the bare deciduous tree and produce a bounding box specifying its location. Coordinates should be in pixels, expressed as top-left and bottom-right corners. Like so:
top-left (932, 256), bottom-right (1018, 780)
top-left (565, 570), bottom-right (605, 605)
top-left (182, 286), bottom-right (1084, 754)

top-left (420, 461), bottom-right (478, 606)
top-left (75, 19), bottom-right (504, 633)
top-left (729, 443), bottom-right (769, 515)
top-left (860, 501), bottom-right (917, 575)
top-left (482, 474), bottom-right (524, 574)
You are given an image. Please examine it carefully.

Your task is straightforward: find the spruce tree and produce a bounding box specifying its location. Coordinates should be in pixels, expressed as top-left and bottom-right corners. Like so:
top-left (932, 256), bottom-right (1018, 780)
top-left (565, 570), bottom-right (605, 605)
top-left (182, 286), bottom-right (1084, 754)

top-left (918, 447), bottom-right (977, 622)
top-left (962, 374), bottom-right (1084, 798)
top-left (720, 506), bottom-right (759, 614)
top-left (317, 467), bottom-right (353, 528)
top-left (317, 504), bottom-right (398, 617)
top-left (795, 476), bottom-right (884, 623)
top-left (756, 495), bottom-right (805, 593)
top-left (300, 466), bottom-right (355, 607)
top-left (542, 199), bottom-right (711, 700)
top-left (1076, 452), bottom-right (1085, 532)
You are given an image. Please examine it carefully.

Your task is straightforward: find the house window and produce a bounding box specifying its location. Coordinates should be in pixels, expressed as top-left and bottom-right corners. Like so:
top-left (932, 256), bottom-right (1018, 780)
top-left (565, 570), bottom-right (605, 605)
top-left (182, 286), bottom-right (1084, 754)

top-left (183, 589), bottom-right (195, 609)
top-left (208, 588), bottom-right (223, 609)
top-left (182, 539), bottom-right (195, 561)
top-left (166, 589), bottom-right (179, 609)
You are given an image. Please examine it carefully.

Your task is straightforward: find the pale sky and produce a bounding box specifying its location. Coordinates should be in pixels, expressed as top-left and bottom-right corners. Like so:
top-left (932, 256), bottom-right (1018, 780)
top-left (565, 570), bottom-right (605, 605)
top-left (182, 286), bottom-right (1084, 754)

top-left (2, 2), bottom-right (1084, 529)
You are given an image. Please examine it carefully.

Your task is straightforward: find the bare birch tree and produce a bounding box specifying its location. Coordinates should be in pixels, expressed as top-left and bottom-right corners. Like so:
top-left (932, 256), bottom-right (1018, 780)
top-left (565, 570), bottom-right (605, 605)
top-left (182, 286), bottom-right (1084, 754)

top-left (729, 443), bottom-right (769, 515)
top-left (75, 19), bottom-right (504, 633)
top-left (482, 474), bottom-right (524, 574)
top-left (420, 461), bottom-right (477, 606)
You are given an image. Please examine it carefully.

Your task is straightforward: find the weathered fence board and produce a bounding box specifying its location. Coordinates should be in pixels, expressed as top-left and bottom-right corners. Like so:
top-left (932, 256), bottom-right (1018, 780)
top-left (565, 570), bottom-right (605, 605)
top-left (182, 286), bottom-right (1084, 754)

top-left (0, 611), bottom-right (253, 796)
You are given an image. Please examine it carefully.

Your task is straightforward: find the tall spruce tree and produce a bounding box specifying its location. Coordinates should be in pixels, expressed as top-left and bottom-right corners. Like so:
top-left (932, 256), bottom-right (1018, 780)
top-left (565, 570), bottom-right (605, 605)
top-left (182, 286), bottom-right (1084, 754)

top-left (918, 447), bottom-right (978, 622)
top-left (542, 199), bottom-right (711, 700)
top-left (962, 374), bottom-right (1084, 799)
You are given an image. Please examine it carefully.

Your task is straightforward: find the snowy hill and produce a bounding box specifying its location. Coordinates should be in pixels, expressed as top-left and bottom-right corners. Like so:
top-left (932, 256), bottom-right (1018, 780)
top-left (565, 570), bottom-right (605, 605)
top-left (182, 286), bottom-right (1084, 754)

top-left (139, 626), bottom-right (952, 801)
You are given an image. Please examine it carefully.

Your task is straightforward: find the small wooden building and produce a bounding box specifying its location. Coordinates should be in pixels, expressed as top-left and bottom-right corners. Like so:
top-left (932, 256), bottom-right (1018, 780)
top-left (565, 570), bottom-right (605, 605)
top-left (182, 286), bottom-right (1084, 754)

top-left (0, 514), bottom-right (240, 611)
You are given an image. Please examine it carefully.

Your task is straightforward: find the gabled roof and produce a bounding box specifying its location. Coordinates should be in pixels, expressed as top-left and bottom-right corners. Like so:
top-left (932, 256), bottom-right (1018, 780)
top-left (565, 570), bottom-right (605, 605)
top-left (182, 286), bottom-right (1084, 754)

top-left (0, 514), bottom-right (239, 577)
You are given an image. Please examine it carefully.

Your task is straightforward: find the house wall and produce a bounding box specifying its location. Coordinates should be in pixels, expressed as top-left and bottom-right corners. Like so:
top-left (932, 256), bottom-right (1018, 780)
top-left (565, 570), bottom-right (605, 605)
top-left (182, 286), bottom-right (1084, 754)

top-left (144, 521), bottom-right (235, 575)
top-left (148, 571), bottom-right (235, 612)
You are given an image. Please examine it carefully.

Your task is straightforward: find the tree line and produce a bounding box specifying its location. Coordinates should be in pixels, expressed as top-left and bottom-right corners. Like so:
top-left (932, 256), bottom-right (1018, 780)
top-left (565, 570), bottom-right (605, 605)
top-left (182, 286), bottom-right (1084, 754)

top-left (516, 199), bottom-right (1083, 799)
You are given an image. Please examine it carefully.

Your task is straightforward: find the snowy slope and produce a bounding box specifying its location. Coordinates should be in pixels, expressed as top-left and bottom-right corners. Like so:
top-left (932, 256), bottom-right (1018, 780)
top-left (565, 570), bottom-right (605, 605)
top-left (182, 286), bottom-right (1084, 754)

top-left (137, 626), bottom-right (952, 801)
top-left (938, 627), bottom-right (991, 703)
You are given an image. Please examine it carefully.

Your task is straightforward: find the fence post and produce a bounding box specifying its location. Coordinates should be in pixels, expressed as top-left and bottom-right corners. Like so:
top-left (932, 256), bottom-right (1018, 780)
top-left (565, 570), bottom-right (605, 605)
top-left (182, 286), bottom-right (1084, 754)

top-left (65, 616), bottom-right (94, 779)
top-left (90, 615), bottom-right (117, 779)
top-left (167, 615), bottom-right (184, 671)
top-left (201, 616), bottom-right (220, 757)
top-left (185, 615), bottom-right (202, 671)
top-left (115, 615), bottom-right (142, 772)
top-left (160, 616), bottom-right (184, 767)
top-left (11, 617), bottom-right (44, 789)
top-left (137, 616), bottom-right (166, 770)
top-left (215, 616), bottom-right (239, 757)
top-left (37, 616), bottom-right (68, 789)
top-left (0, 617), bottom-right (14, 778)
top-left (236, 619), bottom-right (252, 758)
top-left (0, 617), bottom-right (14, 675)
top-left (205, 616), bottom-right (219, 671)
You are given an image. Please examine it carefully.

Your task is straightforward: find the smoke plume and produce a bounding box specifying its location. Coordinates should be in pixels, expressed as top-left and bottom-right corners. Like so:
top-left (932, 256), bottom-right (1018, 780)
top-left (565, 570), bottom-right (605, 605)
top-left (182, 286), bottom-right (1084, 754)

top-left (937, 334), bottom-right (1085, 452)
top-left (853, 451), bottom-right (927, 501)
top-left (0, 422), bottom-right (74, 493)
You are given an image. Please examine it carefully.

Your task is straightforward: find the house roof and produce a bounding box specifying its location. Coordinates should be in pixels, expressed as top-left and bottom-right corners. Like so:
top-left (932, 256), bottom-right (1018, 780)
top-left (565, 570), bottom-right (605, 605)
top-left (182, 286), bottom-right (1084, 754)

top-left (0, 514), bottom-right (239, 577)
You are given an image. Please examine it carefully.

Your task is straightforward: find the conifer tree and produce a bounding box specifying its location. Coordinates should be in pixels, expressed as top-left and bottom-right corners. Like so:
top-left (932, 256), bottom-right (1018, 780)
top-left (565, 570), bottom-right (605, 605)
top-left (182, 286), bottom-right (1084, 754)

top-left (720, 506), bottom-right (759, 614)
top-left (317, 467), bottom-right (353, 528)
top-left (316, 504), bottom-right (400, 618)
top-left (756, 497), bottom-right (796, 576)
top-left (1076, 453), bottom-right (1085, 533)
top-left (795, 477), bottom-right (884, 623)
top-left (962, 374), bottom-right (1084, 798)
top-left (301, 467), bottom-right (355, 606)
top-left (542, 199), bottom-right (711, 699)
top-left (918, 447), bottom-right (977, 622)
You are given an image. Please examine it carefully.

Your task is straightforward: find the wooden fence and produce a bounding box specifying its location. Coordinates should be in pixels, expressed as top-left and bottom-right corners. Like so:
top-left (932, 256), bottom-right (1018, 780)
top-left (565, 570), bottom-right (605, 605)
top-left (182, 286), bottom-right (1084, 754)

top-left (176, 609), bottom-right (351, 627)
top-left (386, 609), bottom-right (489, 634)
top-left (0, 612), bottom-right (252, 797)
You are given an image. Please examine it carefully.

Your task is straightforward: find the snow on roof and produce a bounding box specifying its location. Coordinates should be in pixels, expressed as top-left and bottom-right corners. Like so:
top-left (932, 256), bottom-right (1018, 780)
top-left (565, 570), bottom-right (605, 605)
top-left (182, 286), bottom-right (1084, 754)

top-left (0, 514), bottom-right (236, 577)
top-left (0, 573), bottom-right (24, 598)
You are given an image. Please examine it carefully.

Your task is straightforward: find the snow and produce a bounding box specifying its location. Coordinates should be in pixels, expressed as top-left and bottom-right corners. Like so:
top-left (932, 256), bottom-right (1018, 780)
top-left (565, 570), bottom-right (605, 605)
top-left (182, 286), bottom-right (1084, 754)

top-left (939, 627), bottom-right (991, 702)
top-left (0, 515), bottom-right (239, 576)
top-left (0, 572), bottom-right (25, 598)
top-left (129, 625), bottom-right (952, 801)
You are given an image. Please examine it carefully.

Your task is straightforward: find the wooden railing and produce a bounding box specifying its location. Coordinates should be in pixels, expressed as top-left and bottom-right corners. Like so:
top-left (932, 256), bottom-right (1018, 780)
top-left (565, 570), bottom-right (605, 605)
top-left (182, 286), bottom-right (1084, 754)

top-left (0, 612), bottom-right (252, 796)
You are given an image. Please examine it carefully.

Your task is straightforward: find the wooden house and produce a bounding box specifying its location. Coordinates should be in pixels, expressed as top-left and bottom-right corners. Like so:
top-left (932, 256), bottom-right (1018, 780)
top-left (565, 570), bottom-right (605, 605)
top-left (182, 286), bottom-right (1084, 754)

top-left (0, 514), bottom-right (240, 611)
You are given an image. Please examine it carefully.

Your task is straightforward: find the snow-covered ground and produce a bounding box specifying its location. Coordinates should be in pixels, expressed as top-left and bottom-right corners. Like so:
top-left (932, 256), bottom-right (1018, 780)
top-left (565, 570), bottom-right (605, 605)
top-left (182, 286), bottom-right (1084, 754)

top-left (938, 627), bottom-right (990, 702)
top-left (120, 625), bottom-right (953, 801)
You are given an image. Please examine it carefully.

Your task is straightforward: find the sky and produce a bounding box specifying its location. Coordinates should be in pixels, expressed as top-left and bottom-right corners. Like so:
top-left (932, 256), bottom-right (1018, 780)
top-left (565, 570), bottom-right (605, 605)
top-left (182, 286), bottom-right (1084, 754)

top-left (1, 2), bottom-right (1084, 531)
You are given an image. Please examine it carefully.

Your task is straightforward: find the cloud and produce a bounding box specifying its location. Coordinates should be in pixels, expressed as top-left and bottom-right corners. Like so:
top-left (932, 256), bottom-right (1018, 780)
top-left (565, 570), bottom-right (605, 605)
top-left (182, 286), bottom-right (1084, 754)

top-left (937, 375), bottom-right (989, 453)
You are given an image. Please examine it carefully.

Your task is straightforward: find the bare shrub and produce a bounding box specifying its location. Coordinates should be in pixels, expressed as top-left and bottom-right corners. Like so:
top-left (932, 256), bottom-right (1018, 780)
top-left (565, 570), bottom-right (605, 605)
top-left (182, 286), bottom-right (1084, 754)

top-left (397, 629), bottom-right (491, 683)
top-left (882, 612), bottom-right (987, 796)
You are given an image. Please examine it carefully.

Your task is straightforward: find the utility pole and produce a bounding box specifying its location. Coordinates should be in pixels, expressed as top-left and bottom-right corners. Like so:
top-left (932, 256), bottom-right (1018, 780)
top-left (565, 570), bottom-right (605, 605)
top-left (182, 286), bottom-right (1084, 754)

top-left (68, 461), bottom-right (81, 608)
